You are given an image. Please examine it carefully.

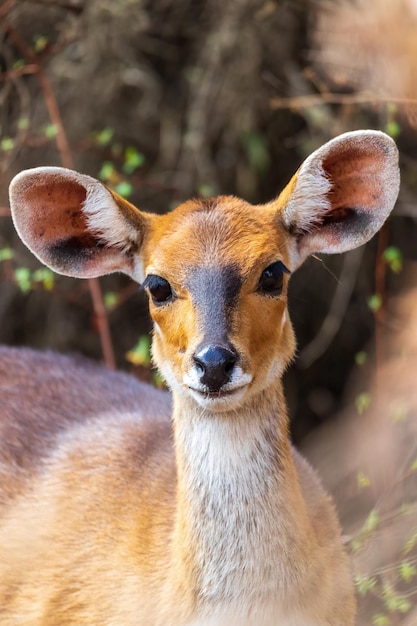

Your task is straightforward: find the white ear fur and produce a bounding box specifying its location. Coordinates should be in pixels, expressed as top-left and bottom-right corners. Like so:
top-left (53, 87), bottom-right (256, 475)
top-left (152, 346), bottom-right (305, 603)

top-left (9, 167), bottom-right (147, 281)
top-left (71, 169), bottom-right (146, 281)
top-left (282, 156), bottom-right (332, 235)
top-left (280, 130), bottom-right (400, 266)
top-left (78, 174), bottom-right (138, 255)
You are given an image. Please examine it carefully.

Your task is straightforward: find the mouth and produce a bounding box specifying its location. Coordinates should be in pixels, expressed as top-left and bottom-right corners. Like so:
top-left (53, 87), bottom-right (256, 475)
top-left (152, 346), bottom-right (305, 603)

top-left (185, 383), bottom-right (249, 405)
top-left (190, 387), bottom-right (240, 398)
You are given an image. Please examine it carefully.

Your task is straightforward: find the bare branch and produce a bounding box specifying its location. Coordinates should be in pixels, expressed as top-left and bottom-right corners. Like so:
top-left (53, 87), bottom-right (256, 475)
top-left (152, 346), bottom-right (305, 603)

top-left (18, 0), bottom-right (83, 13)
top-left (2, 16), bottom-right (116, 369)
top-left (270, 91), bottom-right (417, 111)
top-left (299, 247), bottom-right (365, 369)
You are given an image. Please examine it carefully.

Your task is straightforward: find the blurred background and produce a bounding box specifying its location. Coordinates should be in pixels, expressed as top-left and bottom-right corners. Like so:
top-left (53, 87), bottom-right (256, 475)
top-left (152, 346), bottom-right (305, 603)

top-left (1, 0), bottom-right (417, 622)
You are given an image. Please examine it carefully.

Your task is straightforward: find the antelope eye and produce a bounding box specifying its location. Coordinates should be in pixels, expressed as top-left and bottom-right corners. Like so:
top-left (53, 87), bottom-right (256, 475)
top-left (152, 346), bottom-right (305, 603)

top-left (258, 261), bottom-right (290, 297)
top-left (143, 275), bottom-right (173, 305)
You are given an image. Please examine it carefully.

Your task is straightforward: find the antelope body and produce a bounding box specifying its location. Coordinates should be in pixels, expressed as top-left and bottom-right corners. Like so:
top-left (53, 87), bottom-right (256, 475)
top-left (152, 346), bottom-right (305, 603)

top-left (0, 131), bottom-right (400, 625)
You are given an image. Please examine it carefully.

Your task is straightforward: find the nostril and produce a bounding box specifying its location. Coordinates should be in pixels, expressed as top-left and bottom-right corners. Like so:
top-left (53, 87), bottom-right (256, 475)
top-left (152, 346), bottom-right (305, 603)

top-left (192, 345), bottom-right (238, 392)
top-left (224, 359), bottom-right (235, 376)
top-left (194, 358), bottom-right (205, 376)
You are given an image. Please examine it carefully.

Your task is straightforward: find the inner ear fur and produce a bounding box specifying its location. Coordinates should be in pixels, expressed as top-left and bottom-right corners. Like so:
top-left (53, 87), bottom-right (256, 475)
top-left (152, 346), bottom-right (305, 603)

top-left (9, 167), bottom-right (150, 280)
top-left (278, 130), bottom-right (400, 264)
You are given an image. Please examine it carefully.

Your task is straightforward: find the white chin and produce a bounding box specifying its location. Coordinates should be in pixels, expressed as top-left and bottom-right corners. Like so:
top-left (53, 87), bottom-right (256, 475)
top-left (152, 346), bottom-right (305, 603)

top-left (186, 386), bottom-right (249, 412)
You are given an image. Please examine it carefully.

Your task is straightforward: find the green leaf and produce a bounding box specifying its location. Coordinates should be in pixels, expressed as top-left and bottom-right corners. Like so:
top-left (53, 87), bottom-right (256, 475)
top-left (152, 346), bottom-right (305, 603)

top-left (354, 574), bottom-right (377, 595)
top-left (351, 508), bottom-right (380, 552)
top-left (355, 351), bottom-right (367, 366)
top-left (104, 291), bottom-right (118, 310)
top-left (17, 117), bottom-right (30, 130)
top-left (14, 267), bottom-right (32, 293)
top-left (98, 161), bottom-right (115, 182)
top-left (44, 124), bottom-right (58, 139)
top-left (385, 121), bottom-right (401, 139)
top-left (33, 35), bottom-right (48, 53)
top-left (355, 392), bottom-right (372, 415)
top-left (383, 246), bottom-right (403, 274)
top-left (32, 267), bottom-right (55, 291)
top-left (382, 583), bottom-right (412, 613)
top-left (123, 146), bottom-right (145, 174)
top-left (411, 458), bottom-right (417, 471)
top-left (12, 59), bottom-right (25, 70)
top-left (368, 293), bottom-right (382, 312)
top-left (0, 248), bottom-right (13, 262)
top-left (1, 137), bottom-right (14, 152)
top-left (198, 183), bottom-right (216, 198)
top-left (126, 335), bottom-right (151, 366)
top-left (95, 128), bottom-right (114, 147)
top-left (399, 560), bottom-right (417, 583)
top-left (357, 471), bottom-right (371, 489)
top-left (372, 615), bottom-right (391, 626)
top-left (403, 529), bottom-right (417, 555)
top-left (114, 181), bottom-right (133, 198)
top-left (363, 509), bottom-right (380, 534)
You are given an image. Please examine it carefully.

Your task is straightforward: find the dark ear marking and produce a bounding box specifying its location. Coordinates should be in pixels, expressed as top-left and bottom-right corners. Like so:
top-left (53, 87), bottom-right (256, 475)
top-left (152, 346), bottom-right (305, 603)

top-left (47, 235), bottom-right (106, 274)
top-left (9, 166), bottom-right (149, 280)
top-left (291, 207), bottom-right (361, 243)
top-left (278, 130), bottom-right (400, 265)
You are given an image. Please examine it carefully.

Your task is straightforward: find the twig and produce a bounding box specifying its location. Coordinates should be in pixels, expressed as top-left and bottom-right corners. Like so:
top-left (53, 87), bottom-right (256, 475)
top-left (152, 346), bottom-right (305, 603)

top-left (270, 92), bottom-right (417, 111)
top-left (36, 71), bottom-right (73, 169)
top-left (0, 64), bottom-right (38, 81)
top-left (21, 0), bottom-right (84, 13)
top-left (88, 278), bottom-right (116, 370)
top-left (2, 16), bottom-right (116, 368)
top-left (374, 222), bottom-right (390, 393)
top-left (0, 0), bottom-right (16, 20)
top-left (2, 16), bottom-right (73, 169)
top-left (299, 247), bottom-right (364, 368)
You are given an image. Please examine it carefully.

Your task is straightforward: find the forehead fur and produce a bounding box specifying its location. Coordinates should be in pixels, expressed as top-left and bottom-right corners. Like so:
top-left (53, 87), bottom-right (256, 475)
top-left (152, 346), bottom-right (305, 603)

top-left (144, 196), bottom-right (287, 277)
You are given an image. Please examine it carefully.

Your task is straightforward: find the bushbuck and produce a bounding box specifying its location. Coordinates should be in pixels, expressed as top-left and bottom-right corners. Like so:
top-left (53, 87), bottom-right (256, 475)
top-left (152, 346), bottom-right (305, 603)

top-left (0, 130), bottom-right (400, 625)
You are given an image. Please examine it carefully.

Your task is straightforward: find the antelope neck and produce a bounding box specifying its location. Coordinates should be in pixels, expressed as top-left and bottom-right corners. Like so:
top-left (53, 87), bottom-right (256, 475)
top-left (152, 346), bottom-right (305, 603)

top-left (170, 388), bottom-right (312, 607)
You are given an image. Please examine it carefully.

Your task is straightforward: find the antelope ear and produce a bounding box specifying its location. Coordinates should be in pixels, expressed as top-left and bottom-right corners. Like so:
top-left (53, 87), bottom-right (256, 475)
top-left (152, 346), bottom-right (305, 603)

top-left (277, 130), bottom-right (400, 267)
top-left (9, 167), bottom-right (151, 281)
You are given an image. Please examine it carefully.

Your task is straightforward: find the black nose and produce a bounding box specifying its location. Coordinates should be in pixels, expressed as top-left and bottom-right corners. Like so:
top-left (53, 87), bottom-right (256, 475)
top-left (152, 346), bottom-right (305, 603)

top-left (193, 345), bottom-right (238, 392)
